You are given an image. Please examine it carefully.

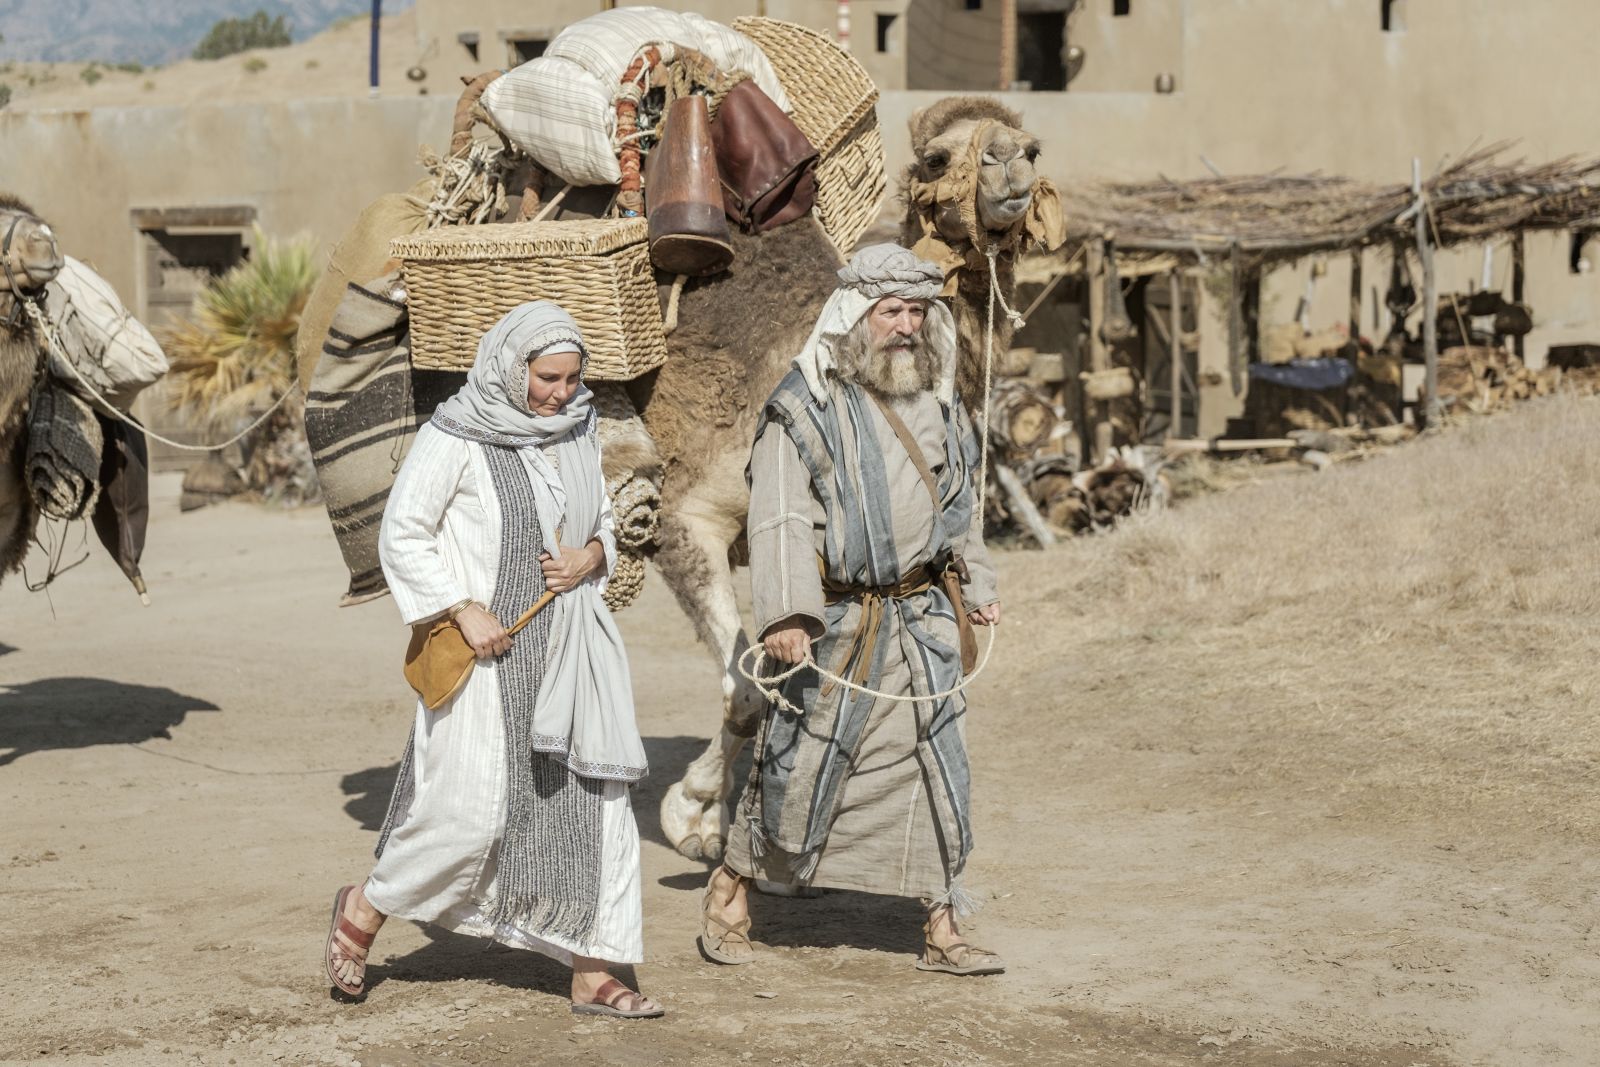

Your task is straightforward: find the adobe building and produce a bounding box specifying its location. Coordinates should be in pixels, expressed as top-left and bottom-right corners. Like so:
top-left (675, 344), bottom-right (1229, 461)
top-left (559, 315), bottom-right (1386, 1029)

top-left (0, 0), bottom-right (1595, 449)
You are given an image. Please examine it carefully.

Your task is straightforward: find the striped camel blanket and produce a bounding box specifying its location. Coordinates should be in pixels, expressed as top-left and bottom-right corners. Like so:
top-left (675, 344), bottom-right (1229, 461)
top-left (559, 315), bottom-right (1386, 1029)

top-left (25, 380), bottom-right (103, 521)
top-left (304, 271), bottom-right (463, 605)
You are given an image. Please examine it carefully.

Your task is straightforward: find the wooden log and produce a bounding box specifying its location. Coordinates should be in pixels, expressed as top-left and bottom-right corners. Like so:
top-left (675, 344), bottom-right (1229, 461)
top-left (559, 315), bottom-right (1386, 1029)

top-left (994, 463), bottom-right (1057, 547)
top-left (989, 379), bottom-right (1058, 458)
top-left (1163, 437), bottom-right (1300, 455)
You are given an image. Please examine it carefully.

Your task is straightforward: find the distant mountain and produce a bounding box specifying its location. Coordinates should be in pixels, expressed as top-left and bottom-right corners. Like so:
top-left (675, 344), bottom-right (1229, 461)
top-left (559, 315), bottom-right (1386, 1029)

top-left (0, 0), bottom-right (416, 65)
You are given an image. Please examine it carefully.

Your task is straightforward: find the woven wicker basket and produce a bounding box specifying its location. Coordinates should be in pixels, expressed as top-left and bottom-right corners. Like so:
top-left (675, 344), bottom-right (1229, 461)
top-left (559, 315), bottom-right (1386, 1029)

top-left (393, 218), bottom-right (667, 379)
top-left (733, 17), bottom-right (886, 255)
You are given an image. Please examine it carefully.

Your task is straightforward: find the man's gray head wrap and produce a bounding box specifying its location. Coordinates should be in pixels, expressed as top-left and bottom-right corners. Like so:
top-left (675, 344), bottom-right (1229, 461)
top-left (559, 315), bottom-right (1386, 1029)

top-left (835, 243), bottom-right (945, 301)
top-left (791, 243), bottom-right (959, 405)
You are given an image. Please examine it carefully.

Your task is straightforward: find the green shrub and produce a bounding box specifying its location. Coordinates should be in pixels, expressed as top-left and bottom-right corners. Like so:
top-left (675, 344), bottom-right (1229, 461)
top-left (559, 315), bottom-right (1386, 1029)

top-left (116, 61), bottom-right (144, 74)
top-left (243, 56), bottom-right (268, 73)
top-left (0, 84), bottom-right (11, 109)
top-left (192, 11), bottom-right (291, 61)
top-left (80, 65), bottom-right (102, 85)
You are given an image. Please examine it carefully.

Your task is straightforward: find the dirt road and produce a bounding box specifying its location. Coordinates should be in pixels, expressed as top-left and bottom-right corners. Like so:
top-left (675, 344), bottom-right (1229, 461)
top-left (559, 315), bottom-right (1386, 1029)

top-left (3, 447), bottom-right (1593, 1065)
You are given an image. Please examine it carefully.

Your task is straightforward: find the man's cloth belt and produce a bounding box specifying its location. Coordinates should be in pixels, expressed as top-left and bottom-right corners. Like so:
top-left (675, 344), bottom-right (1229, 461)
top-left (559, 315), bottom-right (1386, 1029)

top-left (817, 559), bottom-right (937, 697)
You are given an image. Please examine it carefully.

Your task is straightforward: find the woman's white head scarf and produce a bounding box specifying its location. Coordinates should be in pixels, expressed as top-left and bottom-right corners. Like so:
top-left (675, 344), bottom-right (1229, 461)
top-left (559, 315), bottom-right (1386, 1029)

top-left (792, 243), bottom-right (960, 406)
top-left (430, 300), bottom-right (598, 562)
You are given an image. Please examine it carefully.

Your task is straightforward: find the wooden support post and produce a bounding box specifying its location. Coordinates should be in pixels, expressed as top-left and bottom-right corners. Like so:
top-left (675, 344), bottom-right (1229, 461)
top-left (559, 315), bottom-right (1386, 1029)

top-left (999, 0), bottom-right (1017, 90)
top-left (1511, 230), bottom-right (1526, 362)
top-left (1415, 160), bottom-right (1442, 429)
top-left (1168, 270), bottom-right (1183, 440)
top-left (1348, 249), bottom-right (1362, 349)
top-left (1086, 238), bottom-right (1113, 464)
top-left (1227, 242), bottom-right (1245, 396)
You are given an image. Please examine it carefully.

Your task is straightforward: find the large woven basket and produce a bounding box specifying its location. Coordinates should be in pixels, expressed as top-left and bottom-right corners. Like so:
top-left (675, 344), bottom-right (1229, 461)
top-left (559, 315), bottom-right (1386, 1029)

top-left (393, 218), bottom-right (667, 379)
top-left (733, 17), bottom-right (886, 255)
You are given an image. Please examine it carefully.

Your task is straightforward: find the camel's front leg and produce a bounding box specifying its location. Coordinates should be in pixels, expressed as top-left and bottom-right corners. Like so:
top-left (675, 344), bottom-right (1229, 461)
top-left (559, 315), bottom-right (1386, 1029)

top-left (653, 469), bottom-right (768, 861)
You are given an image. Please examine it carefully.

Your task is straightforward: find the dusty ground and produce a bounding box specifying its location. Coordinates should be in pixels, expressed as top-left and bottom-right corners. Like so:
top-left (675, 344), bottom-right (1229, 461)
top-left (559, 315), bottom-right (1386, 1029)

top-left (5, 399), bottom-right (1599, 1066)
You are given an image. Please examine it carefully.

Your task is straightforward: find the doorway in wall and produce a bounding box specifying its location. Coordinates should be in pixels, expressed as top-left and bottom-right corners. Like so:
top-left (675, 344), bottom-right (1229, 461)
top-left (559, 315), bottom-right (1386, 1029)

top-left (130, 205), bottom-right (254, 468)
top-left (1017, 11), bottom-right (1068, 90)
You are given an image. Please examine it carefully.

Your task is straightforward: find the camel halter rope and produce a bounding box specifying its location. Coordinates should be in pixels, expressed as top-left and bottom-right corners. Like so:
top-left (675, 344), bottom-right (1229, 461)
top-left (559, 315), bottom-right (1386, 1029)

top-left (736, 248), bottom-right (1026, 711)
top-left (20, 295), bottom-right (301, 453)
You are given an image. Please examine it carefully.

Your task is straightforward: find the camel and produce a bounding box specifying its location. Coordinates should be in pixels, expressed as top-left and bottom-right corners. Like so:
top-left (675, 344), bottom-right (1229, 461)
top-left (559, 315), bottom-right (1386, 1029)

top-left (0, 195), bottom-right (64, 582)
top-left (644, 96), bottom-right (1057, 860)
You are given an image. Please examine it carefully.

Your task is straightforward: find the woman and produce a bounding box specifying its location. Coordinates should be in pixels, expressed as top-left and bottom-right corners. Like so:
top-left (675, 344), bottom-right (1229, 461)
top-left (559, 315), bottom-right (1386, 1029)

top-left (323, 301), bottom-right (660, 1018)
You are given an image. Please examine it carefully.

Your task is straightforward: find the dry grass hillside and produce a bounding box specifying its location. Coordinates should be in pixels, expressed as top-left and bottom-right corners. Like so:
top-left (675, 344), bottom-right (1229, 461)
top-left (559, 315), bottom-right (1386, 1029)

top-left (1016, 391), bottom-right (1600, 838)
top-left (0, 7), bottom-right (428, 110)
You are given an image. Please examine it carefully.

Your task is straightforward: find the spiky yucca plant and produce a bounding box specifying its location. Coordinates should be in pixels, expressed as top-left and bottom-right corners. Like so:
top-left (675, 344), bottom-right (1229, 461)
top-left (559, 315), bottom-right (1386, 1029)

top-left (163, 227), bottom-right (320, 505)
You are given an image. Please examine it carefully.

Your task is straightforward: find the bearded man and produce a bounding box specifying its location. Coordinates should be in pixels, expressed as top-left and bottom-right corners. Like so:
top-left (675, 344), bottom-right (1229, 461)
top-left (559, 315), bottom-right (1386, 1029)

top-left (697, 243), bottom-right (1004, 977)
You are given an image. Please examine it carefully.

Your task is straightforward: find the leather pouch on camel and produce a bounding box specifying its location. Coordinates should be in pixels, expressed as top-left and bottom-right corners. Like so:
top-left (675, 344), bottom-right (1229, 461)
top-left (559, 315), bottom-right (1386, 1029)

top-left (711, 80), bottom-right (818, 234)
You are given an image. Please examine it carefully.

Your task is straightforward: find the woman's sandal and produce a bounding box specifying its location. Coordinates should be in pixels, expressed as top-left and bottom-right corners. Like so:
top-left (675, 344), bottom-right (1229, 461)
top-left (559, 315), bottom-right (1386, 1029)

top-left (325, 884), bottom-right (378, 997)
top-left (570, 977), bottom-right (665, 1019)
top-left (697, 884), bottom-right (755, 965)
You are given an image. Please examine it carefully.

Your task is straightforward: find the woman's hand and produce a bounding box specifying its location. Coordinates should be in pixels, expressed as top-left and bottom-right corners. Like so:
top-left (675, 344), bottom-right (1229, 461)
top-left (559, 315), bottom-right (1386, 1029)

top-left (763, 617), bottom-right (814, 665)
top-left (540, 542), bottom-right (605, 594)
top-left (967, 602), bottom-right (1001, 626)
top-left (456, 603), bottom-right (511, 659)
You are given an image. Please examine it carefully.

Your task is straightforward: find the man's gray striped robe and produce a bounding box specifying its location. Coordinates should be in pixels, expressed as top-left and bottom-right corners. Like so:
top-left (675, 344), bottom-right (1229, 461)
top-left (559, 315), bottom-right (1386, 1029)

top-left (725, 369), bottom-right (998, 904)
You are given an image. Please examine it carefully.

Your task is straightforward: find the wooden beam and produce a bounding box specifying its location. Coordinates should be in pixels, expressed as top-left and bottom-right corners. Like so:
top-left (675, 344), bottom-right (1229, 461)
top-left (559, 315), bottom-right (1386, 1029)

top-left (994, 463), bottom-right (1056, 547)
top-left (1511, 230), bottom-right (1526, 361)
top-left (1168, 270), bottom-right (1183, 440)
top-left (1086, 239), bottom-right (1112, 464)
top-left (129, 205), bottom-right (257, 230)
top-left (1348, 249), bottom-right (1362, 348)
top-left (1415, 160), bottom-right (1443, 428)
top-left (998, 0), bottom-right (1017, 90)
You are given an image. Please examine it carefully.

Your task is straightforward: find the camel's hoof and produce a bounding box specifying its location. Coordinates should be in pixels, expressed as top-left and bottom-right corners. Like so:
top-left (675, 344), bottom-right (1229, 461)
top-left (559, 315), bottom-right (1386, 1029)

top-left (661, 782), bottom-right (705, 859)
top-left (700, 834), bottom-right (726, 863)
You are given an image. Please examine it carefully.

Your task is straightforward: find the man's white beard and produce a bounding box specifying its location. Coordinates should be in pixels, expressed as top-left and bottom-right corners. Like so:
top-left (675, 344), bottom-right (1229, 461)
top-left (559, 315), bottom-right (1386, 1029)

top-left (838, 317), bottom-right (937, 397)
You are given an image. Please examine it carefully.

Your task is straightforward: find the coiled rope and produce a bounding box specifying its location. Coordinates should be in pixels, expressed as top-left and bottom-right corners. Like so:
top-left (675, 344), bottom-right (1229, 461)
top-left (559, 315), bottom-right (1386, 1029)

top-left (735, 248), bottom-right (1024, 710)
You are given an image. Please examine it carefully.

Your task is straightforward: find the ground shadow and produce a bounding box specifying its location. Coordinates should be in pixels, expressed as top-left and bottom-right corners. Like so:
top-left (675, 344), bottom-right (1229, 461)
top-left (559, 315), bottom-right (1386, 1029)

top-left (338, 733), bottom-right (726, 844)
top-left (341, 762), bottom-right (400, 830)
top-left (0, 643), bottom-right (16, 658)
top-left (635, 733), bottom-right (740, 854)
top-left (0, 677), bottom-right (219, 767)
top-left (358, 924), bottom-right (641, 998)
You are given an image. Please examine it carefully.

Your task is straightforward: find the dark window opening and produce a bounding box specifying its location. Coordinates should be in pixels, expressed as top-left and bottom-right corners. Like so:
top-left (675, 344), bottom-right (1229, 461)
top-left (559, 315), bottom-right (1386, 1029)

top-left (1017, 12), bottom-right (1067, 91)
top-left (1113, 0), bottom-right (1131, 16)
top-left (965, 0), bottom-right (982, 11)
top-left (875, 14), bottom-right (898, 53)
top-left (457, 32), bottom-right (480, 63)
top-left (507, 36), bottom-right (548, 65)
top-left (1381, 0), bottom-right (1406, 31)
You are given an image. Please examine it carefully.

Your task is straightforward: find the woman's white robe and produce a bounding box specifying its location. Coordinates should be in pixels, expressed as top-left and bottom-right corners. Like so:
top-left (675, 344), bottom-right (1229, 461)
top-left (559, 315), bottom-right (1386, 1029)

top-left (364, 424), bottom-right (643, 965)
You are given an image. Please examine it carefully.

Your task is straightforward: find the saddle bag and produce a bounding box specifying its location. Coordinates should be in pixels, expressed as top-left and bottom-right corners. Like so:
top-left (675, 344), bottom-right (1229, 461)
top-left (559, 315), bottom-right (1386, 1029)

top-left (711, 79), bottom-right (818, 234)
top-left (645, 94), bottom-right (735, 277)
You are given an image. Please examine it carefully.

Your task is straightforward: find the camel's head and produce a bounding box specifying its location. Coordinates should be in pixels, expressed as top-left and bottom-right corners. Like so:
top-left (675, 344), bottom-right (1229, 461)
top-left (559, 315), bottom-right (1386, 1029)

top-left (905, 98), bottom-right (1043, 239)
top-left (0, 195), bottom-right (63, 297)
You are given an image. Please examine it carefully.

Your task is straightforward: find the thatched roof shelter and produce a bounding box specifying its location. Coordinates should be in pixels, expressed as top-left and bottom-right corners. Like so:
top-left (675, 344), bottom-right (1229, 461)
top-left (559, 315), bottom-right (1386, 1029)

top-left (1048, 146), bottom-right (1600, 273)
